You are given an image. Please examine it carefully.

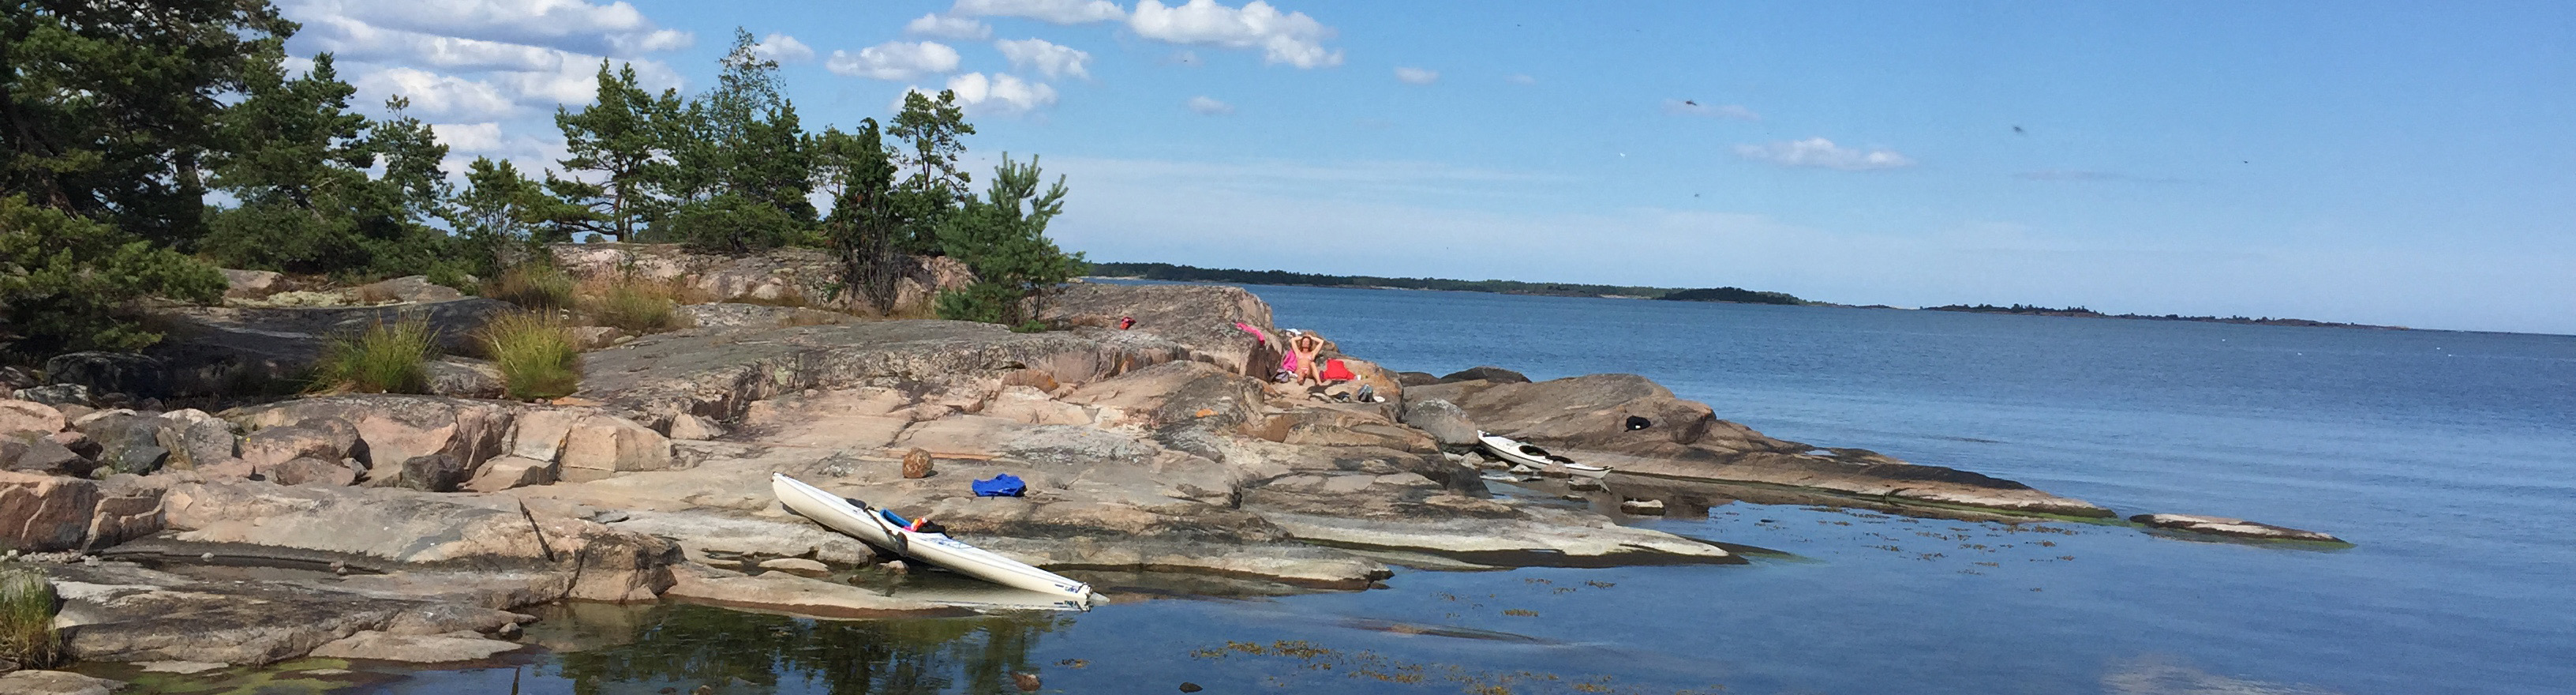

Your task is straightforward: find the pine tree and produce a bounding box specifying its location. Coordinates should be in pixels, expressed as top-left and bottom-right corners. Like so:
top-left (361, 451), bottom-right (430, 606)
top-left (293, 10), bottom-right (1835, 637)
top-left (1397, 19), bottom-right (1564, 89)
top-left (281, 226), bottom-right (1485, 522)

top-left (552, 61), bottom-right (675, 241)
top-left (813, 121), bottom-right (906, 310)
top-left (0, 0), bottom-right (294, 247)
top-left (200, 52), bottom-right (383, 273)
top-left (889, 89), bottom-right (975, 254)
top-left (0, 196), bottom-right (226, 359)
top-left (936, 154), bottom-right (1085, 326)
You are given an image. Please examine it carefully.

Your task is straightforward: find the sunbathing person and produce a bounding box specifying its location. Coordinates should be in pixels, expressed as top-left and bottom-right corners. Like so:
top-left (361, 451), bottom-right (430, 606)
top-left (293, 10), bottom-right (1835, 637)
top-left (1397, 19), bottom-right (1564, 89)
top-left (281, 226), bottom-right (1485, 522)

top-left (1289, 331), bottom-right (1327, 385)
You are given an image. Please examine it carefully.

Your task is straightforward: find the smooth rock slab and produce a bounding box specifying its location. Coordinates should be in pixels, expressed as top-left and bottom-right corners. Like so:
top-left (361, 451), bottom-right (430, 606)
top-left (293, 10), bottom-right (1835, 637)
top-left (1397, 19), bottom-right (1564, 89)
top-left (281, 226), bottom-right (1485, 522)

top-left (306, 630), bottom-right (522, 663)
top-left (138, 660), bottom-right (230, 674)
top-left (0, 671), bottom-right (125, 695)
top-left (2129, 513), bottom-right (2346, 543)
top-left (755, 557), bottom-right (830, 577)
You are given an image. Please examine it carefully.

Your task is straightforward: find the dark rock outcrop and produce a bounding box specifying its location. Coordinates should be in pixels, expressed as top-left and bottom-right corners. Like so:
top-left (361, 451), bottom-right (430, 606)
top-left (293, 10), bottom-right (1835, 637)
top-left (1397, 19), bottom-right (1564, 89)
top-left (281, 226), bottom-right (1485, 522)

top-left (144, 299), bottom-right (513, 396)
top-left (1438, 366), bottom-right (1530, 384)
top-left (44, 352), bottom-right (167, 398)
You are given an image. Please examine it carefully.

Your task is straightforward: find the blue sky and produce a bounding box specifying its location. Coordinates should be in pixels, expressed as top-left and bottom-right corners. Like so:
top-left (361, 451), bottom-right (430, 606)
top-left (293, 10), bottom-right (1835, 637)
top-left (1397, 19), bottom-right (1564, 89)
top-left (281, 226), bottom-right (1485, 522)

top-left (283, 1), bottom-right (2574, 333)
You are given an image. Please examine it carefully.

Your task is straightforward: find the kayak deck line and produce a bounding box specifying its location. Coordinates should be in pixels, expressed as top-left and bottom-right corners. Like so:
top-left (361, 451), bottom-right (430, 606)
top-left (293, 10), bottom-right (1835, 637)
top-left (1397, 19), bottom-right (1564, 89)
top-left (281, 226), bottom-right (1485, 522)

top-left (770, 473), bottom-right (1098, 606)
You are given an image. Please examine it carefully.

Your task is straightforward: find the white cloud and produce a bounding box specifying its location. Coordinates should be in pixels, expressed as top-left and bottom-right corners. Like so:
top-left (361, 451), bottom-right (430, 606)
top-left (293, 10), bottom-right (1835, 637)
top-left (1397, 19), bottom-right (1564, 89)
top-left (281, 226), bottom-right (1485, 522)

top-left (1393, 66), bottom-right (1438, 85)
top-left (996, 38), bottom-right (1091, 79)
top-left (356, 67), bottom-right (521, 118)
top-left (1186, 96), bottom-right (1234, 115)
top-left (1129, 0), bottom-right (1342, 69)
top-left (429, 122), bottom-right (507, 152)
top-left (284, 0), bottom-right (691, 58)
top-left (904, 73), bottom-right (1059, 116)
top-left (751, 33), bottom-right (814, 62)
top-left (906, 13), bottom-right (993, 39)
top-left (1733, 137), bottom-right (1915, 171)
top-left (1664, 99), bottom-right (1758, 121)
top-left (949, 0), bottom-right (1125, 24)
top-left (826, 41), bottom-right (964, 81)
top-left (1506, 73), bottom-right (1536, 85)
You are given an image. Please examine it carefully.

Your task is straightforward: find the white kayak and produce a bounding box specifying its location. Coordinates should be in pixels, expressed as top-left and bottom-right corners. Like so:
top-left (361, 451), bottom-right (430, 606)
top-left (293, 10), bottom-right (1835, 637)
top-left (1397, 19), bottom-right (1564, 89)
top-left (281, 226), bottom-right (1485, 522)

top-left (1477, 431), bottom-right (1611, 479)
top-left (770, 473), bottom-right (1095, 604)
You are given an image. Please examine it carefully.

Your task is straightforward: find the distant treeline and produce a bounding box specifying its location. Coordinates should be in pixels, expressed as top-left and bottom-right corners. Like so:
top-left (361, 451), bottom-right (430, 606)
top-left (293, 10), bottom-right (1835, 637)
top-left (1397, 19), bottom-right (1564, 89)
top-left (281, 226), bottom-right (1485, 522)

top-left (1086, 262), bottom-right (1807, 304)
top-left (1924, 304), bottom-right (2397, 329)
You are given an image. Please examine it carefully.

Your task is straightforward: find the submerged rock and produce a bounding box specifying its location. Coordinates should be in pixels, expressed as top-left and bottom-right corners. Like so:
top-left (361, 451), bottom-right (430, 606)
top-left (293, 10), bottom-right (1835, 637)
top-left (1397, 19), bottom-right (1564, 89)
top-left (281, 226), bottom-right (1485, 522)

top-left (0, 671), bottom-right (125, 695)
top-left (2129, 513), bottom-right (2346, 543)
top-left (305, 630), bottom-right (520, 663)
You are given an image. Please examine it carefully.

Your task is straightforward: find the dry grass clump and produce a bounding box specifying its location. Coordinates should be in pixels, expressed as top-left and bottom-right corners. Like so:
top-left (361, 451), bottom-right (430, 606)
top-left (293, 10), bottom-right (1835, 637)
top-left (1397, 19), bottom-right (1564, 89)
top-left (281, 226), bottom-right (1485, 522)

top-left (485, 265), bottom-right (576, 310)
top-left (477, 311), bottom-right (581, 400)
top-left (579, 275), bottom-right (691, 334)
top-left (0, 565), bottom-right (62, 668)
top-left (310, 317), bottom-right (435, 394)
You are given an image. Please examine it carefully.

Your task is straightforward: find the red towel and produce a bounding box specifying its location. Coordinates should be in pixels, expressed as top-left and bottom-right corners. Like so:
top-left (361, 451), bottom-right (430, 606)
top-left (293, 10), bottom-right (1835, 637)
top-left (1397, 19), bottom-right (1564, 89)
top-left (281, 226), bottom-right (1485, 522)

top-left (1320, 359), bottom-right (1356, 381)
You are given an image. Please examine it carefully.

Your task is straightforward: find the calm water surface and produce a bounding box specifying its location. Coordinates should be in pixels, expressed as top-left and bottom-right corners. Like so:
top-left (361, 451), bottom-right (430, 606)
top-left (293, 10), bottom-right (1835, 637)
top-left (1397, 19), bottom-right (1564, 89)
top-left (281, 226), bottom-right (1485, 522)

top-left (343, 284), bottom-right (2574, 695)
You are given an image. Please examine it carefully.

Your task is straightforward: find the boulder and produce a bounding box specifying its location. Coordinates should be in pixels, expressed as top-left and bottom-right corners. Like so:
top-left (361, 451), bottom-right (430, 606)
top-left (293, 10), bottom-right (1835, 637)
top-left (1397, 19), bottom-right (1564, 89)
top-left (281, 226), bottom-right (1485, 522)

top-left (0, 366), bottom-right (36, 391)
top-left (0, 471), bottom-right (99, 550)
top-left (220, 269), bottom-right (283, 299)
top-left (1438, 366), bottom-right (1529, 384)
top-left (10, 384), bottom-right (90, 408)
top-left (152, 409), bottom-right (238, 471)
top-left (352, 275), bottom-right (466, 304)
top-left (0, 671), bottom-right (125, 695)
top-left (44, 351), bottom-right (167, 397)
top-left (2129, 513), bottom-right (2346, 543)
top-left (0, 399), bottom-right (66, 436)
top-left (549, 243), bottom-right (968, 315)
top-left (268, 456), bottom-right (359, 486)
top-left (507, 408), bottom-right (578, 461)
top-left (86, 475), bottom-right (164, 549)
top-left (237, 417), bottom-right (360, 470)
top-left (424, 357), bottom-right (504, 399)
top-left (226, 395), bottom-right (516, 471)
top-left (1037, 282), bottom-right (1279, 378)
top-left (463, 456), bottom-right (554, 492)
top-left (2, 434), bottom-right (90, 475)
top-left (373, 454), bottom-right (471, 492)
top-left (306, 630), bottom-right (520, 663)
top-left (75, 412), bottom-right (168, 475)
top-left (1395, 370), bottom-right (1439, 386)
top-left (1397, 398), bottom-right (1479, 448)
top-left (559, 414), bottom-right (671, 475)
top-left (665, 413), bottom-right (726, 441)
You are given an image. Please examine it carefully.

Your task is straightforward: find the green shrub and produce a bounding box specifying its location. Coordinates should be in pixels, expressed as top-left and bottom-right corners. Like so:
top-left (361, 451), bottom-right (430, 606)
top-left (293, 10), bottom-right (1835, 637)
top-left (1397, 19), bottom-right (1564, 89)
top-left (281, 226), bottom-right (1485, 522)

top-left (583, 276), bottom-right (683, 334)
top-left (485, 264), bottom-right (575, 310)
top-left (310, 317), bottom-right (436, 394)
top-left (0, 196), bottom-right (226, 361)
top-left (478, 312), bottom-right (580, 400)
top-left (934, 282), bottom-right (1020, 325)
top-left (0, 565), bottom-right (61, 668)
top-left (1011, 320), bottom-right (1048, 333)
top-left (672, 193), bottom-right (805, 254)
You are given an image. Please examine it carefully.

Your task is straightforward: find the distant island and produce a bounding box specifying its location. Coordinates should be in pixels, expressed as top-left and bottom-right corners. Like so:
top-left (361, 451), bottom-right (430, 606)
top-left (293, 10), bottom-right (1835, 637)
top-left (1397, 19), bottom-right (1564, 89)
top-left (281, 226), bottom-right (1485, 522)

top-left (1088, 263), bottom-right (2406, 330)
top-left (1086, 261), bottom-right (1807, 305)
top-left (1923, 304), bottom-right (2406, 330)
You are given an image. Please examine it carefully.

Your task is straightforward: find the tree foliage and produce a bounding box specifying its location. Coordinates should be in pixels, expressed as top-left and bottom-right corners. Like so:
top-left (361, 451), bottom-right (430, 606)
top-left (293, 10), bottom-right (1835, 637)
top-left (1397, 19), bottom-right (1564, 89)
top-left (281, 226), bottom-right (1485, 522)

top-left (0, 196), bottom-right (224, 359)
top-left (0, 0), bottom-right (294, 247)
top-left (551, 61), bottom-right (676, 242)
top-left (934, 155), bottom-right (1085, 325)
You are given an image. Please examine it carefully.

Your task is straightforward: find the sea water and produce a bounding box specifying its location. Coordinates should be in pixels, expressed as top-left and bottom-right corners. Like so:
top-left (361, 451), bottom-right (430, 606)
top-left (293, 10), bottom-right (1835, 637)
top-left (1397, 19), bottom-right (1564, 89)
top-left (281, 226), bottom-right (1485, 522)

top-left (344, 283), bottom-right (2575, 695)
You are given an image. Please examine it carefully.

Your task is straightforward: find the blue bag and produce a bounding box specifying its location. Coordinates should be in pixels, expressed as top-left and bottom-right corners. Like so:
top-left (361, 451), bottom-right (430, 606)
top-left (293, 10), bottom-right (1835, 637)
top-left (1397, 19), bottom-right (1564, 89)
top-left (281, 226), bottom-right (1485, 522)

top-left (972, 473), bottom-right (1027, 498)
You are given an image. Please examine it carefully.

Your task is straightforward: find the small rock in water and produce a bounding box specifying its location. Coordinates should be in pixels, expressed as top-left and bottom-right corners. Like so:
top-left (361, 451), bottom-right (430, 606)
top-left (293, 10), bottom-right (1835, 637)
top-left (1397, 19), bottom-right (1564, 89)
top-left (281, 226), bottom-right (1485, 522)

top-left (1567, 478), bottom-right (1604, 491)
top-left (199, 552), bottom-right (215, 562)
top-left (1012, 672), bottom-right (1041, 692)
top-left (1180, 682), bottom-right (1204, 692)
top-left (1619, 498), bottom-right (1667, 515)
top-left (884, 559), bottom-right (909, 574)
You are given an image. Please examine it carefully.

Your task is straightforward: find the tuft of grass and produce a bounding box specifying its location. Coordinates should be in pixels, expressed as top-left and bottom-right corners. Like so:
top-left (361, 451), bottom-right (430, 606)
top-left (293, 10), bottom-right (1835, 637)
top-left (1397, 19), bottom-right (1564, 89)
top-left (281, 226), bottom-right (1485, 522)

top-left (725, 286), bottom-right (814, 308)
top-left (310, 317), bottom-right (436, 394)
top-left (0, 565), bottom-right (62, 668)
top-left (580, 275), bottom-right (687, 334)
top-left (485, 265), bottom-right (576, 310)
top-left (477, 311), bottom-right (581, 400)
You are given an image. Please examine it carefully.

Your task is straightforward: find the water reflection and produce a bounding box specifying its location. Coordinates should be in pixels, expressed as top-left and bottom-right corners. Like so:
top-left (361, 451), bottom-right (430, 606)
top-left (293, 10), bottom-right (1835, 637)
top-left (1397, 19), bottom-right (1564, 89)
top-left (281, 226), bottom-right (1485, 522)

top-left (533, 603), bottom-right (1065, 695)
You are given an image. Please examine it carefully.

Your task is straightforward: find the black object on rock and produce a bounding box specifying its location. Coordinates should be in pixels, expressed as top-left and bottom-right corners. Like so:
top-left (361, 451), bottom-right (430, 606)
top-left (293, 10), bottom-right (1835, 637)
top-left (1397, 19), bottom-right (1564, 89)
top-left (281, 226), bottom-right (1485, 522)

top-left (1626, 415), bottom-right (1652, 430)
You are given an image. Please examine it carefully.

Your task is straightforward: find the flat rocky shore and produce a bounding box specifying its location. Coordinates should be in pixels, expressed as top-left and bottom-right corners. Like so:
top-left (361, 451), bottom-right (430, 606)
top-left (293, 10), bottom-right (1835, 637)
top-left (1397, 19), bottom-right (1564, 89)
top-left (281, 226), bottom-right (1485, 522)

top-left (0, 245), bottom-right (2332, 685)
